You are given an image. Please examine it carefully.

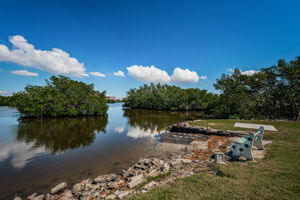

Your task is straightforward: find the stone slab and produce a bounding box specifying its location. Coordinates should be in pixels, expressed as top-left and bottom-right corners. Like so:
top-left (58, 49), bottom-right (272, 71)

top-left (234, 123), bottom-right (277, 131)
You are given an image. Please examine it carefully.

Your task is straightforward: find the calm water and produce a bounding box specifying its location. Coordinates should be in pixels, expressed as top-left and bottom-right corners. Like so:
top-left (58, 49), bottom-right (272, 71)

top-left (0, 103), bottom-right (199, 199)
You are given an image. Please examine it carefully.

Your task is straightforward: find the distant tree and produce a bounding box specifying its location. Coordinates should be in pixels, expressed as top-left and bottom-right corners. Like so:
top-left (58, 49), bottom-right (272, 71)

top-left (124, 83), bottom-right (219, 112)
top-left (12, 75), bottom-right (108, 117)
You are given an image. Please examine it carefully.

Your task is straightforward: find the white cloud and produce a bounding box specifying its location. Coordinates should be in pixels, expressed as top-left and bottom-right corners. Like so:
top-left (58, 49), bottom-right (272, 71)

top-left (127, 127), bottom-right (160, 139)
top-left (0, 35), bottom-right (88, 77)
top-left (114, 70), bottom-right (125, 77)
top-left (227, 68), bottom-right (235, 73)
top-left (127, 65), bottom-right (171, 83)
top-left (170, 68), bottom-right (199, 84)
top-left (0, 141), bottom-right (46, 170)
top-left (127, 65), bottom-right (204, 84)
top-left (200, 75), bottom-right (207, 80)
top-left (0, 90), bottom-right (12, 96)
top-left (10, 69), bottom-right (39, 76)
top-left (89, 72), bottom-right (106, 77)
top-left (114, 126), bottom-right (125, 133)
top-left (241, 70), bottom-right (259, 76)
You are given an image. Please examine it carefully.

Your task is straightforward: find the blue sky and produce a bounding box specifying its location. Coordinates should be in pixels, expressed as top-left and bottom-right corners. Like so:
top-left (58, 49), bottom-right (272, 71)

top-left (0, 0), bottom-right (300, 97)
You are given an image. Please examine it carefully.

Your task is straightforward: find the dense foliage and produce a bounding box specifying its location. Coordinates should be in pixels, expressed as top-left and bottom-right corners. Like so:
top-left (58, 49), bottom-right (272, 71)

top-left (125, 57), bottom-right (300, 120)
top-left (0, 96), bottom-right (11, 106)
top-left (12, 76), bottom-right (108, 117)
top-left (124, 84), bottom-right (219, 111)
top-left (214, 57), bottom-right (300, 120)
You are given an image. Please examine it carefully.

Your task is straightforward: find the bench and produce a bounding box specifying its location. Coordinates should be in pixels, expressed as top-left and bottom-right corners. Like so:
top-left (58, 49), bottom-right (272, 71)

top-left (230, 126), bottom-right (264, 161)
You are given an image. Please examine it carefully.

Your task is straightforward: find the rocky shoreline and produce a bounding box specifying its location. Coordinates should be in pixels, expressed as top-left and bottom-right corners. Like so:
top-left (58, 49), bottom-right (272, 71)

top-left (15, 155), bottom-right (216, 200)
top-left (14, 123), bottom-right (248, 200)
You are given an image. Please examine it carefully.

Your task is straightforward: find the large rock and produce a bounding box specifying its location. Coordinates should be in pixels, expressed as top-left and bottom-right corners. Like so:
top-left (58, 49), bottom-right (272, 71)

top-left (50, 182), bottom-right (67, 194)
top-left (162, 162), bottom-right (170, 172)
top-left (128, 174), bottom-right (145, 188)
top-left (117, 190), bottom-right (133, 199)
top-left (105, 194), bottom-right (116, 200)
top-left (94, 174), bottom-right (117, 183)
top-left (179, 159), bottom-right (192, 164)
top-left (31, 195), bottom-right (45, 200)
top-left (143, 181), bottom-right (158, 191)
top-left (27, 193), bottom-right (37, 199)
top-left (170, 160), bottom-right (181, 168)
top-left (107, 181), bottom-right (119, 189)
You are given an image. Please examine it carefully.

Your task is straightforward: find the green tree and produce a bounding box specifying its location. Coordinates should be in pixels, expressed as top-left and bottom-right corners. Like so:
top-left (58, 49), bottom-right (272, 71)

top-left (12, 76), bottom-right (108, 117)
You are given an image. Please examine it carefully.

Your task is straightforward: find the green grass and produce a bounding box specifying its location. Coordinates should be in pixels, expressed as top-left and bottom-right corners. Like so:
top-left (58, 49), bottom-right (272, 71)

top-left (127, 120), bottom-right (300, 200)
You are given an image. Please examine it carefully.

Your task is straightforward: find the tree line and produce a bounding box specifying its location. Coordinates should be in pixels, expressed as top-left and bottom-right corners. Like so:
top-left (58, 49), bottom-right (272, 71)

top-left (124, 57), bottom-right (300, 120)
top-left (0, 57), bottom-right (299, 120)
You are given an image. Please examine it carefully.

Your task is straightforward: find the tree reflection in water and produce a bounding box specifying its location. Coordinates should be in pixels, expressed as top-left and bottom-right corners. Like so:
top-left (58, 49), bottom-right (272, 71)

top-left (123, 109), bottom-right (200, 133)
top-left (16, 116), bottom-right (108, 154)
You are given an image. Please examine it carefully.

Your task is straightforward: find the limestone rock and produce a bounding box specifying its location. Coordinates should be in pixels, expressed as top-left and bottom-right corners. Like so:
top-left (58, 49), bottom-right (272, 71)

top-left (117, 190), bottom-right (132, 199)
top-left (107, 181), bottom-right (119, 189)
top-left (31, 195), bottom-right (44, 200)
top-left (128, 174), bottom-right (145, 188)
top-left (105, 194), bottom-right (116, 200)
top-left (27, 193), bottom-right (37, 199)
top-left (94, 174), bottom-right (117, 183)
top-left (143, 181), bottom-right (158, 190)
top-left (50, 182), bottom-right (67, 194)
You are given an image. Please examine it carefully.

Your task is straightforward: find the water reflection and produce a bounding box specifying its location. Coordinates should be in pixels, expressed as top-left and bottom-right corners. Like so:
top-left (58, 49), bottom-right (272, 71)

top-left (17, 116), bottom-right (108, 154)
top-left (123, 109), bottom-right (199, 138)
top-left (124, 109), bottom-right (199, 131)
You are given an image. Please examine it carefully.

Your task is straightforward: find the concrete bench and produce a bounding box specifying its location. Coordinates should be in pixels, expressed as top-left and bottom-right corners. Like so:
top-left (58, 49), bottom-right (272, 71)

top-left (230, 126), bottom-right (264, 161)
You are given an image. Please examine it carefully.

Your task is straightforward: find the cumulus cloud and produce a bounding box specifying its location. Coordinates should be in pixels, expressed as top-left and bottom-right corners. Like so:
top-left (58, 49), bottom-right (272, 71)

top-left (127, 127), bottom-right (160, 139)
top-left (10, 69), bottom-right (38, 76)
top-left (0, 35), bottom-right (88, 77)
top-left (0, 141), bottom-right (45, 170)
top-left (0, 90), bottom-right (12, 96)
top-left (114, 70), bottom-right (125, 77)
top-left (227, 68), bottom-right (235, 73)
top-left (200, 75), bottom-right (207, 80)
top-left (89, 72), bottom-right (106, 77)
top-left (241, 70), bottom-right (259, 76)
top-left (114, 126), bottom-right (125, 133)
top-left (170, 68), bottom-right (200, 84)
top-left (127, 65), bottom-right (171, 83)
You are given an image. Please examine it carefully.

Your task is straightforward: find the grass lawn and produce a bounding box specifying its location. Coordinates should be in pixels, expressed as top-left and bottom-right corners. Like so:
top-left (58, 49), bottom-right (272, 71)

top-left (127, 120), bottom-right (300, 200)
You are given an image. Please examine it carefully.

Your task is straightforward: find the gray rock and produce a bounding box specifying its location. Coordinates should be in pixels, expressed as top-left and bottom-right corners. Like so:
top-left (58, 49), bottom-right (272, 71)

top-left (99, 192), bottom-right (107, 199)
top-left (107, 181), bottom-right (119, 189)
top-left (72, 183), bottom-right (84, 194)
top-left (31, 195), bottom-right (45, 200)
top-left (143, 181), bottom-right (158, 190)
top-left (61, 190), bottom-right (73, 198)
top-left (147, 169), bottom-right (159, 177)
top-left (162, 162), bottom-right (170, 172)
top-left (117, 190), bottom-right (132, 199)
top-left (170, 160), bottom-right (181, 168)
top-left (50, 182), bottom-right (67, 194)
top-left (27, 193), bottom-right (37, 199)
top-left (94, 174), bottom-right (117, 183)
top-left (141, 189), bottom-right (147, 193)
top-left (105, 194), bottom-right (116, 200)
top-left (44, 193), bottom-right (54, 200)
top-left (179, 159), bottom-right (192, 164)
top-left (128, 174), bottom-right (145, 188)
